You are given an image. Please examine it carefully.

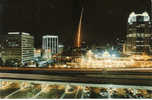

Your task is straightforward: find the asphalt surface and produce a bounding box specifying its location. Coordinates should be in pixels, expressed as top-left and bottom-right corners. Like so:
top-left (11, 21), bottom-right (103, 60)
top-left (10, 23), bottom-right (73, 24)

top-left (1, 71), bottom-right (152, 86)
top-left (1, 67), bottom-right (152, 86)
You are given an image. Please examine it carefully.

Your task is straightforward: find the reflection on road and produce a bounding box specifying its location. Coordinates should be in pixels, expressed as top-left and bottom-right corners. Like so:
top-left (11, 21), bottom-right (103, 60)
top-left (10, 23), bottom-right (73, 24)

top-left (0, 80), bottom-right (152, 99)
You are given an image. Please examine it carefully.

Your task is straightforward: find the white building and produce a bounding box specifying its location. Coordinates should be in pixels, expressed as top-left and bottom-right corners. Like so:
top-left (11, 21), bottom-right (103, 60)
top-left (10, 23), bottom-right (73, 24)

top-left (42, 35), bottom-right (59, 58)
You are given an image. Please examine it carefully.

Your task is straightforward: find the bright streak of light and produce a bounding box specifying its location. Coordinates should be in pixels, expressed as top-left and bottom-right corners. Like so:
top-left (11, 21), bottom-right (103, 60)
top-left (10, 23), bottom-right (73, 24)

top-left (76, 8), bottom-right (84, 48)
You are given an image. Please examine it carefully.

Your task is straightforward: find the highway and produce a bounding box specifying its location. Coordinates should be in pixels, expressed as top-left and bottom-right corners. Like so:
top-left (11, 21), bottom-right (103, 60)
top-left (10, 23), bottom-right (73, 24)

top-left (1, 71), bottom-right (152, 86)
top-left (1, 66), bottom-right (152, 73)
top-left (1, 66), bottom-right (152, 86)
top-left (1, 69), bottom-right (152, 99)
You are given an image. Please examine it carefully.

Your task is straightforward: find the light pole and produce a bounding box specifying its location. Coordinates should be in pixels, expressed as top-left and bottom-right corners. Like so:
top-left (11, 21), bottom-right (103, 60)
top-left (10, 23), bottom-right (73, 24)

top-left (151, 0), bottom-right (152, 27)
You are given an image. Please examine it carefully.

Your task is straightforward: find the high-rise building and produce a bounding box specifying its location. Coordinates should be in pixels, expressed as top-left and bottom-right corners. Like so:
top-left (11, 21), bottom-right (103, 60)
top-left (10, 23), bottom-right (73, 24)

top-left (0, 32), bottom-right (34, 65)
top-left (42, 35), bottom-right (58, 58)
top-left (124, 12), bottom-right (152, 55)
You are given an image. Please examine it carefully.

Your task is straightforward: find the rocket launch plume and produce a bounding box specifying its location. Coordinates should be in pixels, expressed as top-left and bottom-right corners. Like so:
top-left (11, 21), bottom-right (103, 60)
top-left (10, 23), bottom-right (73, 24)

top-left (76, 8), bottom-right (84, 48)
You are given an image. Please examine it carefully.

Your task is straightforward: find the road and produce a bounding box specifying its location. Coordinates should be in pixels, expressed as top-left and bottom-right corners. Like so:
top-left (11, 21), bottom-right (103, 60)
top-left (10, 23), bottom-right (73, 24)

top-left (1, 67), bottom-right (152, 73)
top-left (1, 66), bottom-right (152, 87)
top-left (1, 71), bottom-right (152, 86)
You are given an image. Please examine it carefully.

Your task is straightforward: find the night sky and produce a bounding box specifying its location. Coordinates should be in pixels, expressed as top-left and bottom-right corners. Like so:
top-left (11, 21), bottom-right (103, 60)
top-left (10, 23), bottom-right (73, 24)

top-left (0, 0), bottom-right (151, 48)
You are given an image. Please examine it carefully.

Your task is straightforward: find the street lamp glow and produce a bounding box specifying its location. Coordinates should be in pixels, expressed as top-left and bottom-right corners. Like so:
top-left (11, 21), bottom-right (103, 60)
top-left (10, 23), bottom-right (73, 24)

top-left (102, 51), bottom-right (111, 58)
top-left (112, 54), bottom-right (116, 57)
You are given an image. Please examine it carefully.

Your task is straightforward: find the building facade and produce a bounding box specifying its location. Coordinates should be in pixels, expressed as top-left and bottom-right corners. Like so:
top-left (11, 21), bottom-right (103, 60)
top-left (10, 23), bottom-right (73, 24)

top-left (0, 32), bottom-right (34, 65)
top-left (58, 44), bottom-right (64, 54)
top-left (34, 48), bottom-right (41, 58)
top-left (124, 12), bottom-right (152, 55)
top-left (42, 35), bottom-right (58, 58)
top-left (21, 33), bottom-right (34, 64)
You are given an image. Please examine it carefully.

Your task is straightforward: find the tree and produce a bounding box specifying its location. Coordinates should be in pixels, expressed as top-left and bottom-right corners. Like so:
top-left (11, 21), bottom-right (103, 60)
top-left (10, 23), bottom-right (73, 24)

top-left (5, 59), bottom-right (20, 67)
top-left (0, 58), bottom-right (3, 66)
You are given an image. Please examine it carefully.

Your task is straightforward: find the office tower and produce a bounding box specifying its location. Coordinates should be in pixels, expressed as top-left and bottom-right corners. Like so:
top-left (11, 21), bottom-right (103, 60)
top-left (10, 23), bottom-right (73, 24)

top-left (124, 12), bottom-right (151, 55)
top-left (0, 32), bottom-right (34, 65)
top-left (42, 35), bottom-right (58, 58)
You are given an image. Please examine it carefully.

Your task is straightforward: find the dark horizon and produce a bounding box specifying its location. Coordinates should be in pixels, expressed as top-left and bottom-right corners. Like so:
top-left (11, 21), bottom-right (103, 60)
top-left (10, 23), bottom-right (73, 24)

top-left (0, 0), bottom-right (151, 48)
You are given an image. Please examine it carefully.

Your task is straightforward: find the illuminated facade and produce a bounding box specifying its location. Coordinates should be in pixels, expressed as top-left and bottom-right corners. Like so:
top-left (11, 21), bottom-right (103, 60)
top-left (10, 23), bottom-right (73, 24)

top-left (124, 12), bottom-right (152, 55)
top-left (66, 50), bottom-right (152, 69)
top-left (0, 32), bottom-right (34, 65)
top-left (58, 44), bottom-right (64, 54)
top-left (42, 35), bottom-right (58, 58)
top-left (34, 49), bottom-right (41, 58)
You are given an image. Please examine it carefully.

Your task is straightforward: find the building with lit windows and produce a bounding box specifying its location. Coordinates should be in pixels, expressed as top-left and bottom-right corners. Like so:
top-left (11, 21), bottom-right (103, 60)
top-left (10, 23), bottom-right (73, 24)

top-left (0, 32), bottom-right (34, 65)
top-left (34, 48), bottom-right (41, 58)
top-left (123, 12), bottom-right (152, 55)
top-left (42, 35), bottom-right (58, 58)
top-left (58, 44), bottom-right (64, 54)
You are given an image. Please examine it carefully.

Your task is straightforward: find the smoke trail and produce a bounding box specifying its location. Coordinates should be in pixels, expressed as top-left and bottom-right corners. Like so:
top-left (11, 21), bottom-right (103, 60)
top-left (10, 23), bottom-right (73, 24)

top-left (76, 8), bottom-right (84, 48)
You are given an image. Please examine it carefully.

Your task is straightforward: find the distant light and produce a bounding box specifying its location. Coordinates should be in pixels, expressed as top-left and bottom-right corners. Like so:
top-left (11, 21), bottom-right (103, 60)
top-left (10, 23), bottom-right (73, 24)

top-left (8, 32), bottom-right (30, 35)
top-left (58, 45), bottom-right (64, 48)
top-left (102, 51), bottom-right (111, 58)
top-left (43, 35), bottom-right (58, 39)
top-left (112, 54), bottom-right (116, 57)
top-left (8, 32), bottom-right (20, 35)
top-left (66, 56), bottom-right (70, 59)
top-left (22, 32), bottom-right (30, 35)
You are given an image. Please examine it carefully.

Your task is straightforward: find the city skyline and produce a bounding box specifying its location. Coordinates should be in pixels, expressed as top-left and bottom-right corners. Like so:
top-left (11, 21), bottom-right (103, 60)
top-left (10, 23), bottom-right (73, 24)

top-left (1, 0), bottom-right (152, 99)
top-left (0, 0), bottom-right (150, 48)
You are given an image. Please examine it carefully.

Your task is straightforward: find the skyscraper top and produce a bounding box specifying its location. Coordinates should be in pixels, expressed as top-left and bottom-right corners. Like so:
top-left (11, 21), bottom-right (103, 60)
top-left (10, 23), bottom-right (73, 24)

top-left (43, 35), bottom-right (58, 38)
top-left (128, 12), bottom-right (150, 24)
top-left (8, 32), bottom-right (30, 35)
